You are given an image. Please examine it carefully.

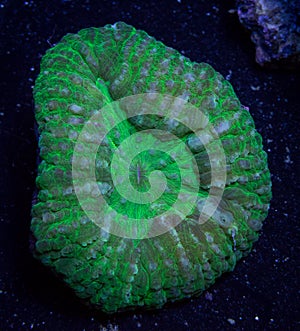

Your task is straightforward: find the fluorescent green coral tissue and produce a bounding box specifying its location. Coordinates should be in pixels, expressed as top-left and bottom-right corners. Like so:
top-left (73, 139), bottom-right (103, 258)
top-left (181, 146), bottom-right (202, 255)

top-left (31, 22), bottom-right (272, 313)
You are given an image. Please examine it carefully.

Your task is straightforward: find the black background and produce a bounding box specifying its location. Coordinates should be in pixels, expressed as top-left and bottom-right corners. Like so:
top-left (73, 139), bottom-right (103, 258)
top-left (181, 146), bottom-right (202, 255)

top-left (1, 0), bottom-right (299, 330)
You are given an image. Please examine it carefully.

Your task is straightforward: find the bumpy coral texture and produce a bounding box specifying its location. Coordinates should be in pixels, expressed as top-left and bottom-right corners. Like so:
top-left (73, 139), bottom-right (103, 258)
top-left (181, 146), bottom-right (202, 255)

top-left (32, 22), bottom-right (272, 313)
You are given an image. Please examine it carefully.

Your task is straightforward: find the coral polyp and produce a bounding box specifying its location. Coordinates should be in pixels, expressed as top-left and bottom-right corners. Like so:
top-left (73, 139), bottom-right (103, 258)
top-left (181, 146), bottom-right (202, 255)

top-left (31, 22), bottom-right (272, 313)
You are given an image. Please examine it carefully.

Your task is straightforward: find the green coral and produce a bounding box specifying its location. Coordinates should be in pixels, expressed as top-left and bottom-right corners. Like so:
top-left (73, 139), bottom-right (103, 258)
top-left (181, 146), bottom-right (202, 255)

top-left (31, 22), bottom-right (272, 313)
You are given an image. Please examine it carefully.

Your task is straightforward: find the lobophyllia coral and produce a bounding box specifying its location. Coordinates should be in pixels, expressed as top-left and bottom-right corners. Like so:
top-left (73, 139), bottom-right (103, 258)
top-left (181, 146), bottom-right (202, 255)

top-left (31, 22), bottom-right (272, 313)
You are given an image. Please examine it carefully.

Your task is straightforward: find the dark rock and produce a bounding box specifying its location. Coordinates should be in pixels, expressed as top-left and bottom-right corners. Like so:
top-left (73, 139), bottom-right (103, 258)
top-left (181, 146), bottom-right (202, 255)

top-left (236, 0), bottom-right (300, 69)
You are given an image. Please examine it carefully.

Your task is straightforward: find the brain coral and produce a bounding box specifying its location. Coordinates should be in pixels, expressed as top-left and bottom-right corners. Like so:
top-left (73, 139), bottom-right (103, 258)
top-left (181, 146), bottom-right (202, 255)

top-left (31, 22), bottom-right (272, 313)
